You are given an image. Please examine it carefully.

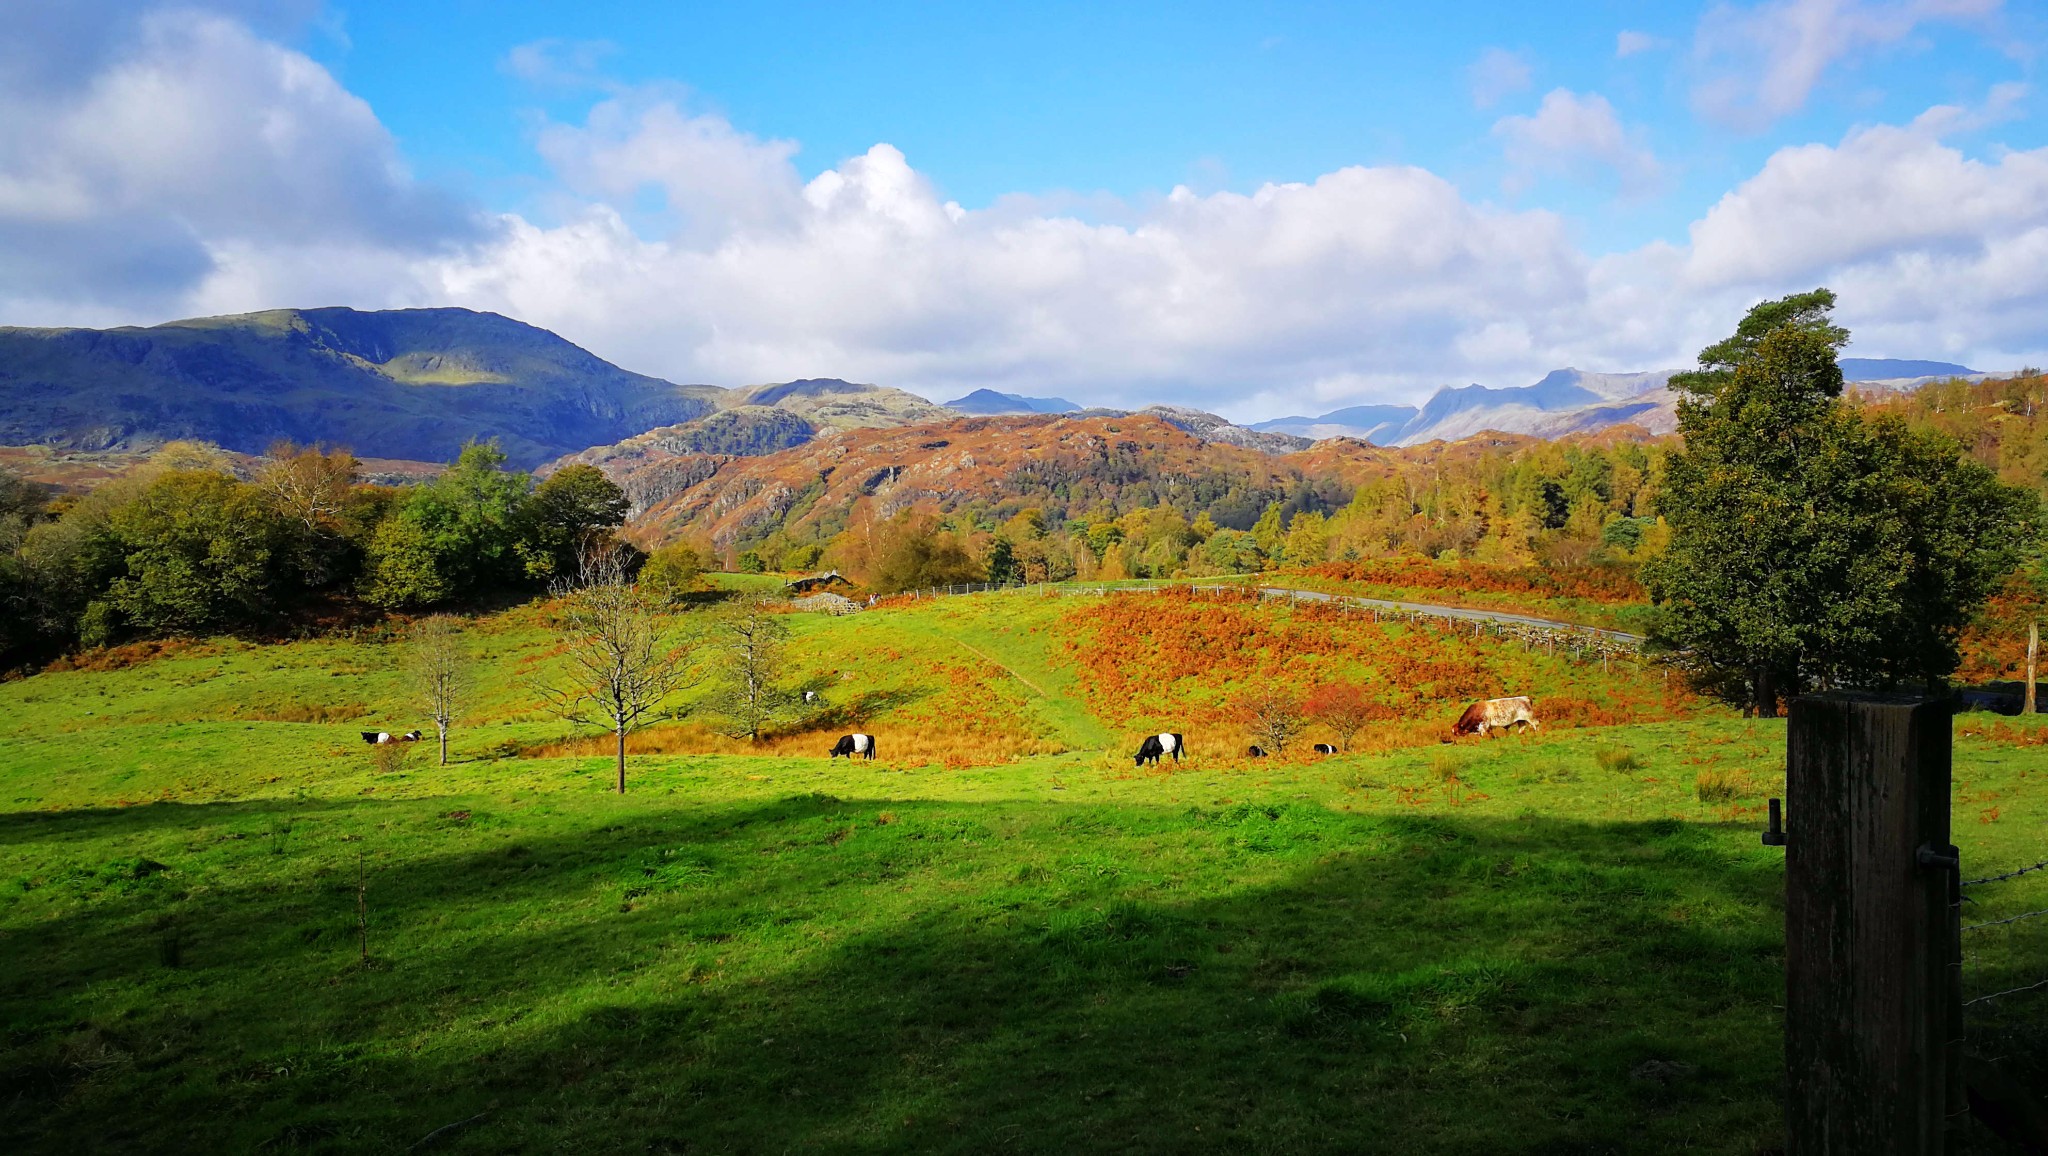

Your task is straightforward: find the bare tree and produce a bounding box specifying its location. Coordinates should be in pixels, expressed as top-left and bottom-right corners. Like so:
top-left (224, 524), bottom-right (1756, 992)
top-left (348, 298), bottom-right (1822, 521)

top-left (706, 597), bottom-right (793, 742)
top-left (408, 614), bottom-right (468, 765)
top-left (530, 545), bottom-right (696, 793)
top-left (1240, 687), bottom-right (1307, 755)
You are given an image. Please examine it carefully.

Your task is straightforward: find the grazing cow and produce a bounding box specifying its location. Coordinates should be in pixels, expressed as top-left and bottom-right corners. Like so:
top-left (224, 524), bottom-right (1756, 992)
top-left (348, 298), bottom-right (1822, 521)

top-left (830, 733), bottom-right (876, 759)
top-left (1133, 732), bottom-right (1184, 766)
top-left (1246, 745), bottom-right (1267, 758)
top-left (1451, 696), bottom-right (1539, 738)
top-left (359, 730), bottom-right (424, 744)
top-left (803, 690), bottom-right (820, 705)
top-left (1312, 743), bottom-right (1338, 755)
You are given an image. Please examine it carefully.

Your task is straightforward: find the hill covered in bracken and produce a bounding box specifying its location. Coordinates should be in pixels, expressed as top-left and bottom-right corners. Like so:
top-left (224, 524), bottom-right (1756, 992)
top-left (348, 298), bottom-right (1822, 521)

top-left (617, 412), bottom-right (1363, 551)
top-left (580, 404), bottom-right (1667, 588)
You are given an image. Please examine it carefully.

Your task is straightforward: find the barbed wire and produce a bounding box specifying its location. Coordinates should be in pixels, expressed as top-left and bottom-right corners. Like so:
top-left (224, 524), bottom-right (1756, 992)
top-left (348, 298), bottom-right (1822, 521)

top-left (1965, 975), bottom-right (2048, 1007)
top-left (1963, 858), bottom-right (2048, 888)
top-left (1964, 906), bottom-right (2048, 933)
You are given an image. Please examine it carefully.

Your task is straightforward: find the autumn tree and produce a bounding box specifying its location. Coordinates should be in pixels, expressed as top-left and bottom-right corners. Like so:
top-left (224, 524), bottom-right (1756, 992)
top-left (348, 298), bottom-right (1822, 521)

top-left (867, 511), bottom-right (984, 594)
top-left (705, 597), bottom-right (794, 742)
top-left (1304, 682), bottom-right (1376, 752)
top-left (531, 546), bottom-right (696, 793)
top-left (407, 614), bottom-right (468, 766)
top-left (640, 542), bottom-right (705, 604)
top-left (1240, 687), bottom-right (1307, 754)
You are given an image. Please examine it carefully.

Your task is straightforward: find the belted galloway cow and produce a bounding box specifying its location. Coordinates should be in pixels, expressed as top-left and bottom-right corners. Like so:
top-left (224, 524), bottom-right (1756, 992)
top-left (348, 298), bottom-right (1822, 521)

top-left (830, 733), bottom-right (876, 759)
top-left (1133, 732), bottom-right (1184, 766)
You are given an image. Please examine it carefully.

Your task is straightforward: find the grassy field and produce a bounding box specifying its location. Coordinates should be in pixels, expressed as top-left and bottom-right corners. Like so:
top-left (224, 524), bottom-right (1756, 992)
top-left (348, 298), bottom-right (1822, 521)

top-left (3, 584), bottom-right (2045, 1153)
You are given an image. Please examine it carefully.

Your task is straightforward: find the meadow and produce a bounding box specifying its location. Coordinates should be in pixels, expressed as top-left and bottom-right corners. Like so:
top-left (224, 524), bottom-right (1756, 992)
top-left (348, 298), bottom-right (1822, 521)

top-left (3, 582), bottom-right (2045, 1153)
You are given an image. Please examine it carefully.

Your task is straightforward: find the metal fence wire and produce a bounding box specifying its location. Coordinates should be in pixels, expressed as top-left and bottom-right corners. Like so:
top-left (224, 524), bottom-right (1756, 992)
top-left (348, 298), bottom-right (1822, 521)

top-left (1959, 855), bottom-right (2048, 1008)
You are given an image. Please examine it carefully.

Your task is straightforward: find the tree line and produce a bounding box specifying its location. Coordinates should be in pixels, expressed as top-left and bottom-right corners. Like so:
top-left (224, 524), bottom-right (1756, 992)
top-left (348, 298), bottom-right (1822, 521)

top-left (0, 440), bottom-right (641, 669)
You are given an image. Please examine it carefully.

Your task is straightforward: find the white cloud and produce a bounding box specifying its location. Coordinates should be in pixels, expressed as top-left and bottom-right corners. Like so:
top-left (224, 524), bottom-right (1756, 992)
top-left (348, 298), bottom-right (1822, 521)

top-left (1492, 89), bottom-right (1664, 196)
top-left (431, 130), bottom-right (1596, 410)
top-left (1673, 112), bottom-right (2048, 364)
top-left (1467, 47), bottom-right (1533, 110)
top-left (1616, 30), bottom-right (1669, 57)
top-left (0, 5), bottom-right (473, 319)
top-left (1691, 0), bottom-right (2003, 129)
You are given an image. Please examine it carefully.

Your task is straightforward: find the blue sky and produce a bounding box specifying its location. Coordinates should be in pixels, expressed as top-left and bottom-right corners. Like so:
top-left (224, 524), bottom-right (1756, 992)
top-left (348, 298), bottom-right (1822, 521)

top-left (313, 1), bottom-right (2042, 250)
top-left (2, 0), bottom-right (2046, 417)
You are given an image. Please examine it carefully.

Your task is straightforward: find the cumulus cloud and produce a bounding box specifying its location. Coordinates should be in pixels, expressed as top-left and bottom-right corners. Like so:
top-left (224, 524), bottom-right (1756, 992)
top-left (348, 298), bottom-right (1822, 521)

top-left (1691, 0), bottom-right (2003, 130)
top-left (1671, 111), bottom-right (2048, 361)
top-left (0, 5), bottom-right (475, 321)
top-left (432, 129), bottom-right (1596, 408)
top-left (1467, 47), bottom-right (1534, 109)
top-left (2, 7), bottom-right (2045, 419)
top-left (1491, 89), bottom-right (1664, 196)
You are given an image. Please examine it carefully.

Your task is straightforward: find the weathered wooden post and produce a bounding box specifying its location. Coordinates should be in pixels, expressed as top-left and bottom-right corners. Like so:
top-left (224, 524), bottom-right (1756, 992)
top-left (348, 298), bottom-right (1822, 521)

top-left (1783, 693), bottom-right (1958, 1155)
top-left (2026, 621), bottom-right (2037, 715)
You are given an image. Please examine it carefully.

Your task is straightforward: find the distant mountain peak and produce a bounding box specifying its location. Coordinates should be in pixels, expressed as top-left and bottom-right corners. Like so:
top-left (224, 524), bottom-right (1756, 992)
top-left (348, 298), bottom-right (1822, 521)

top-left (944, 388), bottom-right (1080, 415)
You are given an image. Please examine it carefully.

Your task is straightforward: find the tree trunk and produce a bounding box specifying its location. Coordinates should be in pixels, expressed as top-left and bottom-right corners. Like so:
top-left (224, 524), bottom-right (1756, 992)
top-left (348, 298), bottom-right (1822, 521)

top-left (438, 723), bottom-right (449, 766)
top-left (616, 727), bottom-right (627, 794)
top-left (1757, 665), bottom-right (1779, 719)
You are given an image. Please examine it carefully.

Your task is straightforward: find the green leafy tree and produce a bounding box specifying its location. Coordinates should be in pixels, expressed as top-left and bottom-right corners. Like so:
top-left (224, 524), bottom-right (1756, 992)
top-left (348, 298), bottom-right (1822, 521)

top-left (522, 464), bottom-right (629, 580)
top-left (1645, 290), bottom-right (2034, 713)
top-left (362, 441), bottom-right (533, 607)
top-left (361, 514), bottom-right (449, 609)
top-left (984, 536), bottom-right (1018, 585)
top-left (106, 470), bottom-right (287, 636)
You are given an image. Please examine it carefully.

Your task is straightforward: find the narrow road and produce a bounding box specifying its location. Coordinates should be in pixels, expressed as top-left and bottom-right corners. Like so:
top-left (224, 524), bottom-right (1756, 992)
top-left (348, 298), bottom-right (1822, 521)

top-left (1251, 585), bottom-right (1645, 645)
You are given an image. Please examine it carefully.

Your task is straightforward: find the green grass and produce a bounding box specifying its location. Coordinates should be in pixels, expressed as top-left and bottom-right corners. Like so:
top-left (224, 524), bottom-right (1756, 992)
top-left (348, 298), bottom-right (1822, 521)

top-left (2, 593), bottom-right (2044, 1153)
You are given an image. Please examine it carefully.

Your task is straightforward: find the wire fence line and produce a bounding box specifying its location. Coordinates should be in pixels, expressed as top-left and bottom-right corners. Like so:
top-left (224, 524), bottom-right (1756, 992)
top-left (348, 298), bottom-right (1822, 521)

top-left (1964, 906), bottom-right (2048, 933)
top-left (1963, 858), bottom-right (2048, 888)
top-left (1958, 847), bottom-right (2048, 1009)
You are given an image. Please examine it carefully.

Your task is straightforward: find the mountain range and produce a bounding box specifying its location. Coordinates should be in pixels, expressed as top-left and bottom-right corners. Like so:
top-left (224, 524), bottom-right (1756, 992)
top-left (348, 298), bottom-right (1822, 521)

top-left (1247, 359), bottom-right (1980, 447)
top-left (0, 307), bottom-right (1991, 477)
top-left (0, 308), bottom-right (943, 468)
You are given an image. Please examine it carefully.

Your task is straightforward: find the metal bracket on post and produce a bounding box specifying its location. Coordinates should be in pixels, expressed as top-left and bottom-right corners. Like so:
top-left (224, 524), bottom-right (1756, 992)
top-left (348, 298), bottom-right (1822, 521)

top-left (1916, 844), bottom-right (1960, 872)
top-left (1762, 797), bottom-right (1787, 847)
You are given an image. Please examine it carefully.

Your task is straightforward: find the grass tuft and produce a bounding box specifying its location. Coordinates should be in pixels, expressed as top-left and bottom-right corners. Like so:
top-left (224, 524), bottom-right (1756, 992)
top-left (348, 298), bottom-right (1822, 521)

top-left (1593, 745), bottom-right (1643, 773)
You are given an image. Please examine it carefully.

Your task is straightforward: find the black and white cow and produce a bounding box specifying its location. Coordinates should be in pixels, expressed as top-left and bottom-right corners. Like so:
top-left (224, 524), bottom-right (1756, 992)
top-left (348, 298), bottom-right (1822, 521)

top-left (360, 730), bottom-right (423, 744)
top-left (830, 733), bottom-right (876, 759)
top-left (1132, 732), bottom-right (1184, 766)
top-left (1312, 743), bottom-right (1338, 755)
top-left (803, 690), bottom-right (820, 705)
top-left (1246, 745), bottom-right (1268, 758)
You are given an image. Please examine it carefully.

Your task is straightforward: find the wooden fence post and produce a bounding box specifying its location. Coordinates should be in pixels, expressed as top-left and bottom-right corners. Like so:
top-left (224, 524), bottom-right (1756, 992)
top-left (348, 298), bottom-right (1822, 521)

top-left (2027, 621), bottom-right (2037, 715)
top-left (1783, 693), bottom-right (1958, 1155)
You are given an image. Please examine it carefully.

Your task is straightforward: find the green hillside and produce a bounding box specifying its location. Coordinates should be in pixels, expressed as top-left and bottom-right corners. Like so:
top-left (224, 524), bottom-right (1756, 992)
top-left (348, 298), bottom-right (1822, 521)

top-left (2, 587), bottom-right (2042, 1153)
top-left (0, 307), bottom-right (726, 468)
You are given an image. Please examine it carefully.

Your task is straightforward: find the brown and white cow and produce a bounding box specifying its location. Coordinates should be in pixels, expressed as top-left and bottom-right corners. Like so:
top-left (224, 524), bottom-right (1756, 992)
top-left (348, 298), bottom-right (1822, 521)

top-left (1452, 696), bottom-right (1538, 737)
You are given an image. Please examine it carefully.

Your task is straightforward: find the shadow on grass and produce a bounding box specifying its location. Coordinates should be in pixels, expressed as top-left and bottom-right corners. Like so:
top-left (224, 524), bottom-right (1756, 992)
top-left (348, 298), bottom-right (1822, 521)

top-left (1, 795), bottom-right (1816, 1153)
